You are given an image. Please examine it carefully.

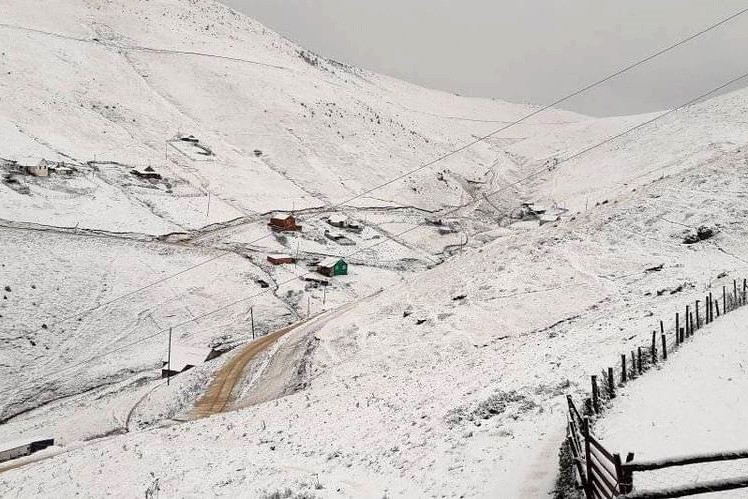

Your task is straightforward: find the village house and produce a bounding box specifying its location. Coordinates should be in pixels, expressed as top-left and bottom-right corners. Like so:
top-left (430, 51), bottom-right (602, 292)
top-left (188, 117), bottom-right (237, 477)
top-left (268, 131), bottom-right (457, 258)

top-left (346, 220), bottom-right (363, 233)
top-left (317, 257), bottom-right (348, 277)
top-left (302, 274), bottom-right (330, 287)
top-left (49, 164), bottom-right (75, 175)
top-left (324, 229), bottom-right (355, 246)
top-left (327, 214), bottom-right (349, 228)
top-left (161, 345), bottom-right (219, 378)
top-left (0, 437), bottom-right (55, 464)
top-left (267, 254), bottom-right (296, 265)
top-left (268, 213), bottom-right (301, 232)
top-left (130, 166), bottom-right (162, 180)
top-left (26, 159), bottom-right (50, 177)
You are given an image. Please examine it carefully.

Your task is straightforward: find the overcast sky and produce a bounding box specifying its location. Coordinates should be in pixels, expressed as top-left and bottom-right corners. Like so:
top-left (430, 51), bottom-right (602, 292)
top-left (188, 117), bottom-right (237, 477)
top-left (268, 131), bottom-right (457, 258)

top-left (222, 0), bottom-right (748, 116)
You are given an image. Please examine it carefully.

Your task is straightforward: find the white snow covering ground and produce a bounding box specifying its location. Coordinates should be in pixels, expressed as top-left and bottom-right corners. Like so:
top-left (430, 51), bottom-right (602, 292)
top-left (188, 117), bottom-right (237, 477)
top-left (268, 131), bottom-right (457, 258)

top-left (595, 306), bottom-right (748, 497)
top-left (2, 0), bottom-right (748, 497)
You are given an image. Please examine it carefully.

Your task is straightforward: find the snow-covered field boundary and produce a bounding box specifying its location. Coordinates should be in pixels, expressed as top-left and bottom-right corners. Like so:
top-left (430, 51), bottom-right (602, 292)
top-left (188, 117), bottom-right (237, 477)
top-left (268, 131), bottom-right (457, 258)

top-left (562, 276), bottom-right (748, 498)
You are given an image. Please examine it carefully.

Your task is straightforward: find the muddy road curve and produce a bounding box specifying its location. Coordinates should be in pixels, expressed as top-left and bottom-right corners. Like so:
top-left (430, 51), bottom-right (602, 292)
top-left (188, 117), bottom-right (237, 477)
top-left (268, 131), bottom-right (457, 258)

top-left (190, 320), bottom-right (308, 419)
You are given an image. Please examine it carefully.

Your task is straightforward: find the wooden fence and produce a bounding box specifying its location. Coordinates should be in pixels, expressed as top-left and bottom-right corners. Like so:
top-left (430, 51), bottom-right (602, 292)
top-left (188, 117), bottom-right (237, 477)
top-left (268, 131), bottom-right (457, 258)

top-left (564, 277), bottom-right (748, 498)
top-left (567, 397), bottom-right (626, 499)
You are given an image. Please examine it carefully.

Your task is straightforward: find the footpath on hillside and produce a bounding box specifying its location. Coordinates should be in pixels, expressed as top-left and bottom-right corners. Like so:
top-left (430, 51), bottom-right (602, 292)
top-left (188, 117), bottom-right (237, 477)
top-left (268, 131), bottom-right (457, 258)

top-left (594, 306), bottom-right (748, 494)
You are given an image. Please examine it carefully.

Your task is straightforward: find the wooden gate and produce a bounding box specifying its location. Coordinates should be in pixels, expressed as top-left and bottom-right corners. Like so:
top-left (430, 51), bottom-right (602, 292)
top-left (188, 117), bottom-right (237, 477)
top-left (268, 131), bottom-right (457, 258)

top-left (567, 396), bottom-right (626, 499)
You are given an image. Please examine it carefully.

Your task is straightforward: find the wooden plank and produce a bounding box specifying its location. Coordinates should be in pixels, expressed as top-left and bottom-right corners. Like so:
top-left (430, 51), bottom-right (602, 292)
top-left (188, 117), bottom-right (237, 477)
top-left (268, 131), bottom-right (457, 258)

top-left (621, 475), bottom-right (748, 499)
top-left (588, 447), bottom-right (619, 483)
top-left (589, 459), bottom-right (618, 495)
top-left (624, 448), bottom-right (748, 471)
top-left (589, 475), bottom-right (608, 499)
top-left (567, 435), bottom-right (586, 488)
top-left (588, 468), bottom-right (617, 498)
top-left (587, 433), bottom-right (617, 462)
top-left (567, 395), bottom-right (583, 426)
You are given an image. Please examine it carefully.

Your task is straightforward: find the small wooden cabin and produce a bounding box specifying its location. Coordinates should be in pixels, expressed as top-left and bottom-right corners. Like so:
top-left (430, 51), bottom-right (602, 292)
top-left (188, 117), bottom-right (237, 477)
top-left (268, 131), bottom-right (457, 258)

top-left (267, 254), bottom-right (296, 265)
top-left (327, 214), bottom-right (349, 228)
top-left (317, 257), bottom-right (348, 277)
top-left (0, 437), bottom-right (55, 464)
top-left (268, 213), bottom-right (301, 232)
top-left (26, 159), bottom-right (50, 177)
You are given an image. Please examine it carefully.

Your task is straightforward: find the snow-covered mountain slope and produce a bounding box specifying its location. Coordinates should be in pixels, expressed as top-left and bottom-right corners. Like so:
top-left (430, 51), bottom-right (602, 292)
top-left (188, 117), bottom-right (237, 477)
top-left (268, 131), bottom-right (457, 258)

top-left (2, 0), bottom-right (748, 497)
top-left (0, 0), bottom-right (587, 428)
top-left (0, 0), bottom-right (587, 234)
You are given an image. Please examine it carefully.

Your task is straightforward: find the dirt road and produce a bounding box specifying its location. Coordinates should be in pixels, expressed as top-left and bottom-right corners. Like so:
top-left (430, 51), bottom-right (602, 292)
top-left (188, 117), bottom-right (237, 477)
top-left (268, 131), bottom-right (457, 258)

top-left (190, 320), bottom-right (308, 419)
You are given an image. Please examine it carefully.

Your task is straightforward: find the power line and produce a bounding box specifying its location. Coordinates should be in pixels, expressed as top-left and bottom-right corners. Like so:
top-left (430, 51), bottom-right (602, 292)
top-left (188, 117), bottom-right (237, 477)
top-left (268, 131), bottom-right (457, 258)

top-left (8, 67), bottom-right (748, 406)
top-left (17, 4), bottom-right (748, 341)
top-left (6, 9), bottom-right (748, 413)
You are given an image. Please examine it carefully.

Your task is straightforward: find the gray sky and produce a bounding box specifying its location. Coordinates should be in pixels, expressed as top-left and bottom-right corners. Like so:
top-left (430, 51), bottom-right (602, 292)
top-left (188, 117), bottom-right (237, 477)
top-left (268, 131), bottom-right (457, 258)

top-left (222, 0), bottom-right (748, 116)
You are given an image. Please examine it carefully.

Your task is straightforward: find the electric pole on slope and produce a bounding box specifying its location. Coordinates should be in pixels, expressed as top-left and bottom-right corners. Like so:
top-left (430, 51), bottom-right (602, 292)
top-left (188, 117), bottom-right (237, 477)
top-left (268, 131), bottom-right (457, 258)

top-left (250, 306), bottom-right (255, 340)
top-left (166, 327), bottom-right (173, 386)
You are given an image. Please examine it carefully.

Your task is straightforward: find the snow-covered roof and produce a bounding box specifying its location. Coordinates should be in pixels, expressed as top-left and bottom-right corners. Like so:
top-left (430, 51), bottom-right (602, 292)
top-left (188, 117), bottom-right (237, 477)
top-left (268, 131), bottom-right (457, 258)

top-left (319, 257), bottom-right (344, 268)
top-left (268, 254), bottom-right (294, 260)
top-left (271, 213), bottom-right (293, 220)
top-left (328, 214), bottom-right (348, 224)
top-left (162, 346), bottom-right (214, 372)
top-left (12, 156), bottom-right (47, 166)
top-left (0, 436), bottom-right (54, 454)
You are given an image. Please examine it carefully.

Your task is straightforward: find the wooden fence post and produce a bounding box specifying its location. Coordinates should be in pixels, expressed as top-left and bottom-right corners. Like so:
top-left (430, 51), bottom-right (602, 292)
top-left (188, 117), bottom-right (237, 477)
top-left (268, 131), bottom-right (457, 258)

top-left (661, 333), bottom-right (667, 361)
top-left (583, 418), bottom-right (593, 498)
top-left (743, 278), bottom-right (747, 305)
top-left (621, 354), bottom-right (627, 383)
top-left (608, 367), bottom-right (615, 399)
top-left (710, 292), bottom-right (714, 322)
top-left (631, 350), bottom-right (636, 378)
top-left (637, 347), bottom-right (643, 374)
top-left (675, 312), bottom-right (680, 346)
top-left (734, 280), bottom-right (738, 310)
top-left (716, 300), bottom-right (721, 318)
top-left (695, 301), bottom-right (700, 330)
top-left (614, 453), bottom-right (630, 494)
top-left (620, 453), bottom-right (635, 494)
top-left (651, 331), bottom-right (657, 363)
top-left (685, 305), bottom-right (690, 337)
top-left (592, 375), bottom-right (601, 413)
top-left (690, 312), bottom-right (694, 338)
top-left (723, 286), bottom-right (727, 314)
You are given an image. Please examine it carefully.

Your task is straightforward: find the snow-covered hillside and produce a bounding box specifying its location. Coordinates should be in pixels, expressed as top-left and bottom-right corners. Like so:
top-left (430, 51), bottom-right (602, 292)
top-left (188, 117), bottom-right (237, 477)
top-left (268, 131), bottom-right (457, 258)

top-left (0, 0), bottom-right (593, 424)
top-left (2, 0), bottom-right (748, 497)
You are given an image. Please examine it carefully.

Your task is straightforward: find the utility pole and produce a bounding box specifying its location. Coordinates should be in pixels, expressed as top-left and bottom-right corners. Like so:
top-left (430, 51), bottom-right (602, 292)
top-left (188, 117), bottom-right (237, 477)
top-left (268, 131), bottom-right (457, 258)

top-left (250, 307), bottom-right (255, 339)
top-left (166, 327), bottom-right (173, 386)
top-left (323, 284), bottom-right (327, 305)
top-left (307, 295), bottom-right (310, 317)
top-left (206, 192), bottom-right (211, 218)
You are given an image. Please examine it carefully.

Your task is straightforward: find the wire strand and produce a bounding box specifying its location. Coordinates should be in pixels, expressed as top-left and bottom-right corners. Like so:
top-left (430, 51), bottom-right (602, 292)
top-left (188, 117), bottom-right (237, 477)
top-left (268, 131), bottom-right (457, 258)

top-left (12, 6), bottom-right (748, 339)
top-left (9, 67), bottom-right (748, 400)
